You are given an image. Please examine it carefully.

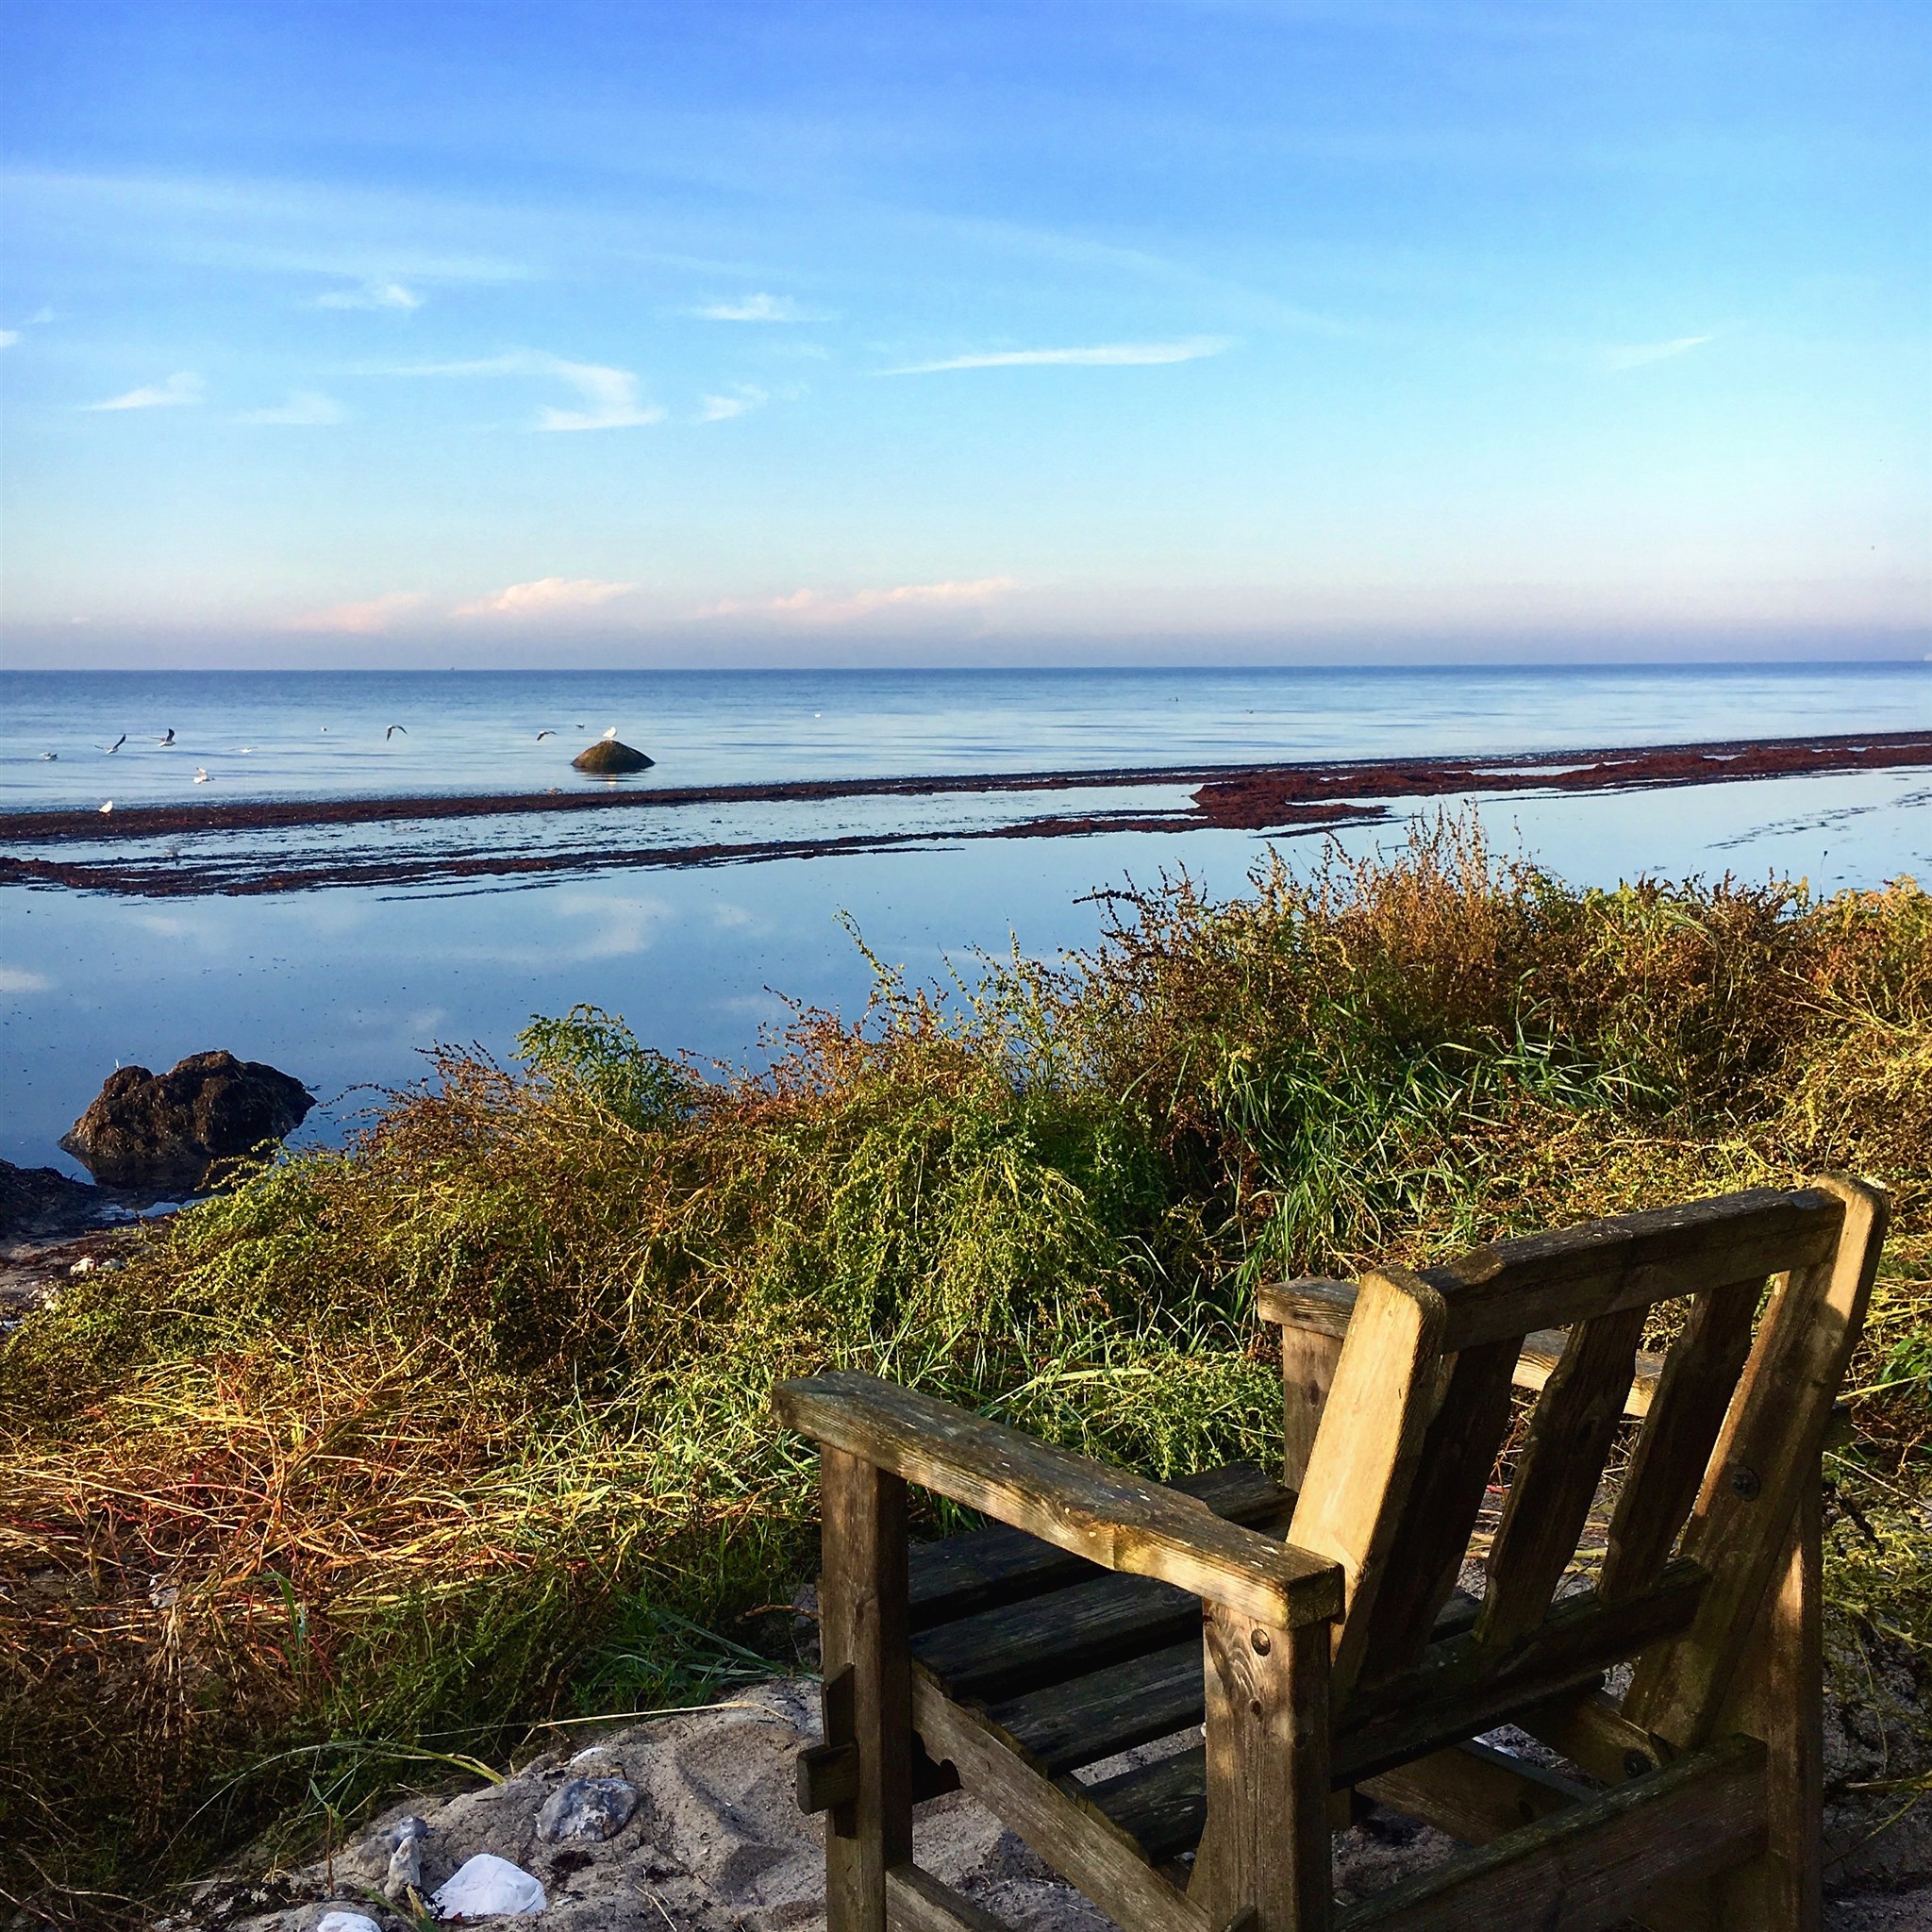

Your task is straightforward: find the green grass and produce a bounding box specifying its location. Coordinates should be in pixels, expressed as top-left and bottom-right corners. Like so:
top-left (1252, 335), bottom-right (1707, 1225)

top-left (2, 815), bottom-right (1926, 1924)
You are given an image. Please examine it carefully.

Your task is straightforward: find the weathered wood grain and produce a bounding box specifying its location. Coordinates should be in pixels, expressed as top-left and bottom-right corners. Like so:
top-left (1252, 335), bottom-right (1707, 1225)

top-left (911, 1569), bottom-right (1200, 1704)
top-left (1191, 1607), bottom-right (1332, 1932)
top-left (1477, 1303), bottom-right (1650, 1651)
top-left (1333, 1736), bottom-right (1767, 1931)
top-left (777, 1373), bottom-right (1342, 1630)
top-left (911, 1670), bottom-right (1209, 1932)
top-left (1333, 1564), bottom-right (1707, 1787)
top-left (1600, 1279), bottom-right (1761, 1603)
top-left (1626, 1176), bottom-right (1887, 1748)
top-left (1354, 1338), bottom-right (1519, 1686)
top-left (984, 1593), bottom-right (1481, 1780)
top-left (908, 1464), bottom-right (1292, 1632)
top-left (821, 1449), bottom-right (914, 1932)
top-left (1419, 1188), bottom-right (1842, 1353)
top-left (1708, 1476), bottom-right (1824, 1931)
top-left (885, 1863), bottom-right (1013, 1932)
top-left (1358, 1740), bottom-right (1591, 1846)
top-left (1286, 1268), bottom-right (1448, 1694)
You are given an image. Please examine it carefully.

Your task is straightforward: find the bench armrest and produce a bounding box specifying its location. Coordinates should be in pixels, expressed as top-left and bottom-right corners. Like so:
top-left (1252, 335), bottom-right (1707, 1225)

top-left (774, 1370), bottom-right (1343, 1629)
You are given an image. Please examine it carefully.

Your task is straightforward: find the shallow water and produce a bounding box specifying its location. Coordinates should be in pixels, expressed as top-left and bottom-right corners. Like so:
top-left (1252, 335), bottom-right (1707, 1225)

top-left (3, 664), bottom-right (1927, 1174)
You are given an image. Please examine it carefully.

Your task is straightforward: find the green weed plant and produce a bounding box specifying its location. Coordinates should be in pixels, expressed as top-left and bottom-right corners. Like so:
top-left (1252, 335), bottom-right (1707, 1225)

top-left (1, 816), bottom-right (1925, 1920)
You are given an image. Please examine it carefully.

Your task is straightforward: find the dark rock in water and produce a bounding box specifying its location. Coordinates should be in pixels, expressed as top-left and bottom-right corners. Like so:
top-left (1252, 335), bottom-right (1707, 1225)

top-left (572, 739), bottom-right (655, 774)
top-left (60, 1050), bottom-right (313, 1191)
top-left (0, 1159), bottom-right (101, 1243)
top-left (535, 1775), bottom-right (641, 1842)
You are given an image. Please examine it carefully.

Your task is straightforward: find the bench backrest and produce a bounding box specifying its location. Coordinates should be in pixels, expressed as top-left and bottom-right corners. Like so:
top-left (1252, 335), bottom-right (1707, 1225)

top-left (1286, 1176), bottom-right (1887, 1754)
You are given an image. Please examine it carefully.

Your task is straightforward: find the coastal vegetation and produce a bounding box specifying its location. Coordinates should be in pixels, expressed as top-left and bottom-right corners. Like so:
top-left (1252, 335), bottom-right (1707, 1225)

top-left (2, 816), bottom-right (1927, 1923)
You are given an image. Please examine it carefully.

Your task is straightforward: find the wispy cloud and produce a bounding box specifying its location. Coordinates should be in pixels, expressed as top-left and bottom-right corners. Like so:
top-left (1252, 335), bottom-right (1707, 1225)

top-left (319, 279), bottom-right (424, 311)
top-left (452, 576), bottom-right (637, 617)
top-left (242, 390), bottom-right (344, 425)
top-left (1602, 334), bottom-right (1714, 373)
top-left (698, 577), bottom-right (1014, 625)
top-left (408, 349), bottom-right (663, 430)
top-left (693, 293), bottom-right (827, 323)
top-left (696, 385), bottom-right (768, 423)
top-left (0, 965), bottom-right (52, 994)
top-left (0, 331), bottom-right (17, 350)
top-left (884, 337), bottom-right (1230, 375)
top-left (82, 370), bottom-right (205, 410)
top-left (285, 591), bottom-right (425, 634)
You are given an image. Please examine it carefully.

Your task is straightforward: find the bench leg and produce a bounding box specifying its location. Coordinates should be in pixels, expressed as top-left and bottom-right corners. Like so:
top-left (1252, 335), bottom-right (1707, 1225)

top-left (1193, 1604), bottom-right (1333, 1932)
top-left (1711, 1474), bottom-right (1824, 1932)
top-left (822, 1446), bottom-right (914, 1932)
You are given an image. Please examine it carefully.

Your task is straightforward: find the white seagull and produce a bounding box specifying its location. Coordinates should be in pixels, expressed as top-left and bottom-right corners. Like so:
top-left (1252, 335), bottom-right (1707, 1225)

top-left (99, 800), bottom-right (114, 813)
top-left (158, 728), bottom-right (175, 746)
top-left (536, 729), bottom-right (557, 741)
top-left (601, 726), bottom-right (618, 741)
top-left (103, 733), bottom-right (126, 754)
top-left (193, 767), bottom-right (210, 784)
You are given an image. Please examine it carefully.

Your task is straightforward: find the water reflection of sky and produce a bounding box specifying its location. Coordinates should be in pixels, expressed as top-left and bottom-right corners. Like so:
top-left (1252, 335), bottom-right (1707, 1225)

top-left (6, 662), bottom-right (1927, 810)
top-left (4, 768), bottom-right (1925, 1174)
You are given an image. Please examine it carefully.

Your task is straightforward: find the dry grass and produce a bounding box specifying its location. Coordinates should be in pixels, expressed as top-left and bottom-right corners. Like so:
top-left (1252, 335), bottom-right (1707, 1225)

top-left (1, 815), bottom-right (1925, 1922)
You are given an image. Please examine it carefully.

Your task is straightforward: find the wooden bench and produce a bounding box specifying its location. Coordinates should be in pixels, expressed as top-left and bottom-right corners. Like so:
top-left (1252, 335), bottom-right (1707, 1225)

top-left (776, 1176), bottom-right (1888, 1932)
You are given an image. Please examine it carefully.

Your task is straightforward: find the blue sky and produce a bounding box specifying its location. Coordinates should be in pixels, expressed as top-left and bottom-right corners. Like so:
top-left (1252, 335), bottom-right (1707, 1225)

top-left (1, 1), bottom-right (1926, 667)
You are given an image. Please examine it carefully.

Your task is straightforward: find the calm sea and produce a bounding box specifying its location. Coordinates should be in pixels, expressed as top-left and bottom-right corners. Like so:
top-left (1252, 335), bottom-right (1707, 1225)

top-left (3, 662), bottom-right (1927, 1175)
top-left (4, 662), bottom-right (1928, 809)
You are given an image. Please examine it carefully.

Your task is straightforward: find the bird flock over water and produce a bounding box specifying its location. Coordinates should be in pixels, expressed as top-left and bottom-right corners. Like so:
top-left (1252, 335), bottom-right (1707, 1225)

top-left (29, 721), bottom-right (645, 814)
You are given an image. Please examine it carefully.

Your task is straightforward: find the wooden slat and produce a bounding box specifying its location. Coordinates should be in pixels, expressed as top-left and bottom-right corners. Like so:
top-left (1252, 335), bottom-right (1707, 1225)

top-left (1358, 1740), bottom-right (1591, 1845)
top-left (777, 1373), bottom-right (1342, 1630)
top-left (1625, 1176), bottom-right (1888, 1748)
top-left (822, 1448), bottom-right (914, 1932)
top-left (908, 1464), bottom-right (1292, 1632)
top-left (910, 1671), bottom-right (1209, 1932)
top-left (912, 1570), bottom-right (1199, 1704)
top-left (1600, 1279), bottom-right (1761, 1603)
top-left (1079, 1743), bottom-right (1209, 1864)
top-left (987, 1593), bottom-right (1482, 1779)
top-left (1418, 1188), bottom-right (1842, 1354)
top-left (1191, 1607), bottom-right (1332, 1931)
top-left (1257, 1277), bottom-right (1357, 1338)
top-left (1355, 1338), bottom-right (1519, 1686)
top-left (1476, 1303), bottom-right (1650, 1651)
top-left (1513, 1328), bottom-right (1663, 1415)
top-left (1708, 1475), bottom-right (1825, 1930)
top-left (886, 1864), bottom-right (1012, 1932)
top-left (1333, 1736), bottom-right (1767, 1931)
top-left (1333, 1564), bottom-right (1707, 1787)
top-left (1280, 1321), bottom-right (1347, 1491)
top-left (1286, 1269), bottom-right (1448, 1694)
top-left (1260, 1279), bottom-right (1663, 1420)
top-left (988, 1639), bottom-right (1202, 1775)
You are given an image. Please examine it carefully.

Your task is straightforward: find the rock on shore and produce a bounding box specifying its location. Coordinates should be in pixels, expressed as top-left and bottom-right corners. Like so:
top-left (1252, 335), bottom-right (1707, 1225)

top-left (60, 1051), bottom-right (313, 1191)
top-left (571, 739), bottom-right (655, 774)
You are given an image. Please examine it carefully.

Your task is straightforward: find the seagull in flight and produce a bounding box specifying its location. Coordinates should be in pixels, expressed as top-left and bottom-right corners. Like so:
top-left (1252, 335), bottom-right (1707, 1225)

top-left (103, 733), bottom-right (126, 754)
top-left (536, 729), bottom-right (557, 741)
top-left (387, 724), bottom-right (408, 740)
top-left (158, 728), bottom-right (175, 746)
top-left (193, 768), bottom-right (210, 784)
top-left (42, 751), bottom-right (58, 761)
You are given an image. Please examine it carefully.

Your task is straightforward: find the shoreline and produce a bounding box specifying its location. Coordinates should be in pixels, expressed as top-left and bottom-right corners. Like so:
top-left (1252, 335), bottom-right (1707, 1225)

top-left (3, 726), bottom-right (1926, 898)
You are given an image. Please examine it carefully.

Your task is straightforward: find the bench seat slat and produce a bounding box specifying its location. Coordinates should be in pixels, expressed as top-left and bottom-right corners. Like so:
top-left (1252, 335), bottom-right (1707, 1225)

top-left (907, 1463), bottom-right (1291, 1634)
top-left (986, 1592), bottom-right (1484, 1779)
